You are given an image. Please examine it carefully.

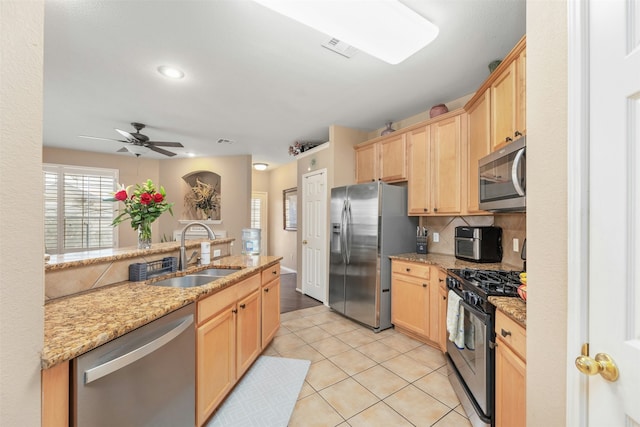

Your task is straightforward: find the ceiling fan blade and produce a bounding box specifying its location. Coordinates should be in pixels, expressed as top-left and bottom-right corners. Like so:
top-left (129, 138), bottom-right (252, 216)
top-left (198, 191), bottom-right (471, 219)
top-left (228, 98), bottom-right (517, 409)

top-left (79, 135), bottom-right (128, 143)
top-left (146, 141), bottom-right (184, 147)
top-left (116, 147), bottom-right (129, 153)
top-left (148, 145), bottom-right (177, 157)
top-left (115, 128), bottom-right (137, 142)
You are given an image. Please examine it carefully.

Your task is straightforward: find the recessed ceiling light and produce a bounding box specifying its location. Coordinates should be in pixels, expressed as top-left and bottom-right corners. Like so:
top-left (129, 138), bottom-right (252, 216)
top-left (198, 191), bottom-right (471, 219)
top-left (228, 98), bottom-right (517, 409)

top-left (157, 65), bottom-right (185, 79)
top-left (253, 163), bottom-right (269, 171)
top-left (186, 152), bottom-right (195, 157)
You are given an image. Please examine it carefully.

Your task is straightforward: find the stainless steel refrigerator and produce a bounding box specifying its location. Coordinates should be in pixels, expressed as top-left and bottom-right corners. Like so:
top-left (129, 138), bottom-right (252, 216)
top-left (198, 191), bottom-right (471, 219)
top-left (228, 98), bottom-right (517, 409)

top-left (329, 182), bottom-right (417, 331)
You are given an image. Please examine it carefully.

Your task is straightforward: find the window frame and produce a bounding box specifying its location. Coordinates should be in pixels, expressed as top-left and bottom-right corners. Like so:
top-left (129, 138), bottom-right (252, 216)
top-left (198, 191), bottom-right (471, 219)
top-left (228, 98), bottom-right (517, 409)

top-left (44, 163), bottom-right (119, 254)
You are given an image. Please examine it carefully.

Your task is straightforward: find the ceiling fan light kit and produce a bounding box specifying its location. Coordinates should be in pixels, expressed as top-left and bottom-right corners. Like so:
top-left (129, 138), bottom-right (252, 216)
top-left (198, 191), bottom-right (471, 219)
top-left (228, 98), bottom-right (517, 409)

top-left (252, 0), bottom-right (439, 64)
top-left (79, 122), bottom-right (184, 157)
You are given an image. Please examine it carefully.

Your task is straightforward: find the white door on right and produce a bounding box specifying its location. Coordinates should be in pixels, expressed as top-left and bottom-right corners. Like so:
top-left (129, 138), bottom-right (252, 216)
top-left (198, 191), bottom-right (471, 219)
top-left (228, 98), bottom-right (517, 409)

top-left (588, 0), bottom-right (640, 424)
top-left (301, 169), bottom-right (327, 302)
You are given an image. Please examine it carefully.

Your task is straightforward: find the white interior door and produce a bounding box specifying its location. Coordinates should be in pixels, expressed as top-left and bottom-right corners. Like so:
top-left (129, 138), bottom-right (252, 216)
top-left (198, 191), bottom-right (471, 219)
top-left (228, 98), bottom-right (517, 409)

top-left (301, 169), bottom-right (327, 302)
top-left (587, 0), bottom-right (640, 424)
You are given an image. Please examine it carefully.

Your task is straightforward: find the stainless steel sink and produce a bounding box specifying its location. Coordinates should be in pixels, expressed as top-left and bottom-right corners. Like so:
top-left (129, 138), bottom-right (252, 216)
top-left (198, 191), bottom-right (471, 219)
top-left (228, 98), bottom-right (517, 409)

top-left (198, 267), bottom-right (242, 277)
top-left (150, 274), bottom-right (215, 288)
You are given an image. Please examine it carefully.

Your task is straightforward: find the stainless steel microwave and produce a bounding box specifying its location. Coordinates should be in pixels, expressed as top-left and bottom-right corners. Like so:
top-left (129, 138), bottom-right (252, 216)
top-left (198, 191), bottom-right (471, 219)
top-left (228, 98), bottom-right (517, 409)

top-left (479, 137), bottom-right (526, 212)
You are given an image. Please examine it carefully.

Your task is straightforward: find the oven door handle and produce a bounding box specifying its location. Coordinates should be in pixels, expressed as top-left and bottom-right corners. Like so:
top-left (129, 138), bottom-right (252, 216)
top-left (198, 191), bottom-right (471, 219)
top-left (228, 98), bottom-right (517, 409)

top-left (459, 299), bottom-right (491, 326)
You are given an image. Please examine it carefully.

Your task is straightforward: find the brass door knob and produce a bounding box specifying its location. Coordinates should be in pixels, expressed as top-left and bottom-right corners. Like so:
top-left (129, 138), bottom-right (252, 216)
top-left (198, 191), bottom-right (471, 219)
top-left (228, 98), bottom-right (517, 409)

top-left (575, 353), bottom-right (619, 382)
top-left (302, 240), bottom-right (308, 245)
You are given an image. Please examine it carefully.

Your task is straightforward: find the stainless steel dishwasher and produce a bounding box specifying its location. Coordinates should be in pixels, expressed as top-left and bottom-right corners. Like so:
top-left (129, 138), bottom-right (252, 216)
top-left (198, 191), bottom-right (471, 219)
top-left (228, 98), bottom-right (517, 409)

top-left (73, 303), bottom-right (195, 427)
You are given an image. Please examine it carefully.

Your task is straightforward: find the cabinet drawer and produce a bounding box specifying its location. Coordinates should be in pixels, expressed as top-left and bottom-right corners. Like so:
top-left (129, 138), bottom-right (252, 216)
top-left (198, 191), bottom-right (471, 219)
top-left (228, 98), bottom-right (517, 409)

top-left (261, 263), bottom-right (280, 284)
top-left (392, 260), bottom-right (431, 279)
top-left (198, 273), bottom-right (260, 325)
top-left (495, 310), bottom-right (526, 360)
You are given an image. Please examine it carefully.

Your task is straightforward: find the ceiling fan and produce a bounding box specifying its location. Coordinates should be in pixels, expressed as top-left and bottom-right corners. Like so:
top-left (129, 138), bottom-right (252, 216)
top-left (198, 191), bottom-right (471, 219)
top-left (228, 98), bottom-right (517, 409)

top-left (79, 122), bottom-right (184, 157)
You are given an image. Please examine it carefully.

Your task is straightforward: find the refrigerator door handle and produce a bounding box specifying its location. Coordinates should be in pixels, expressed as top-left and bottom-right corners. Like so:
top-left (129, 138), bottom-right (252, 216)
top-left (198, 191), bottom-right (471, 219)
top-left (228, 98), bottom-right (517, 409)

top-left (345, 200), bottom-right (353, 264)
top-left (341, 200), bottom-right (348, 264)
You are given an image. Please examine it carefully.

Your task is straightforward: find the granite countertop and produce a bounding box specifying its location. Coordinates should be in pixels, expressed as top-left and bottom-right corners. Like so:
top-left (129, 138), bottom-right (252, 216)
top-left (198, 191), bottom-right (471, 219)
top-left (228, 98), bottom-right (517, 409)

top-left (390, 252), bottom-right (522, 271)
top-left (43, 254), bottom-right (281, 369)
top-left (390, 253), bottom-right (526, 328)
top-left (489, 296), bottom-right (526, 327)
top-left (45, 238), bottom-right (235, 271)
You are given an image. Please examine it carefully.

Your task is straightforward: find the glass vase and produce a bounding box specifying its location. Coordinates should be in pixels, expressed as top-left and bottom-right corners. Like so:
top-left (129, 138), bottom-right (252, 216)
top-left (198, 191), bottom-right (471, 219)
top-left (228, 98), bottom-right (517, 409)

top-left (137, 222), bottom-right (152, 249)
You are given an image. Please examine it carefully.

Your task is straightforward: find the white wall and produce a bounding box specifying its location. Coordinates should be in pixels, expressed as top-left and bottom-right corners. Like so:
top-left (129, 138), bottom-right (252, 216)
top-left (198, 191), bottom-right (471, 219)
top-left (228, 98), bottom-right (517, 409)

top-left (0, 1), bottom-right (45, 424)
top-left (527, 2), bottom-right (568, 425)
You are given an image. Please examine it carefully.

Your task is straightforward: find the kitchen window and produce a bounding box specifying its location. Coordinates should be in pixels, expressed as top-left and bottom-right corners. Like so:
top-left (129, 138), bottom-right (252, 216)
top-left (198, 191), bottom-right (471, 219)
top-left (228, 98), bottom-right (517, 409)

top-left (44, 164), bottom-right (118, 254)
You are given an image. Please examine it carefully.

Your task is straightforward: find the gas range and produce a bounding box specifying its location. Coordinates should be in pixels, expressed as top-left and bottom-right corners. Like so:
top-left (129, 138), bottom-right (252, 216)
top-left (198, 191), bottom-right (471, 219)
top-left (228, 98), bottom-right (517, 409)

top-left (447, 268), bottom-right (522, 312)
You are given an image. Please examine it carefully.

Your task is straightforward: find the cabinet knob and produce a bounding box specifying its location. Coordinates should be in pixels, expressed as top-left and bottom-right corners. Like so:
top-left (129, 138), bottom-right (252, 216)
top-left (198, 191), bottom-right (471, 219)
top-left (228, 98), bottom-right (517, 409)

top-left (264, 288), bottom-right (269, 293)
top-left (423, 208), bottom-right (428, 212)
top-left (500, 328), bottom-right (511, 337)
top-left (442, 295), bottom-right (446, 300)
top-left (439, 278), bottom-right (444, 282)
top-left (240, 303), bottom-right (246, 309)
top-left (434, 208), bottom-right (438, 212)
top-left (272, 270), bottom-right (277, 275)
top-left (406, 268), bottom-right (411, 272)
top-left (505, 136), bottom-right (513, 142)
top-left (232, 308), bottom-right (238, 314)
top-left (422, 283), bottom-right (427, 288)
top-left (515, 130), bottom-right (523, 137)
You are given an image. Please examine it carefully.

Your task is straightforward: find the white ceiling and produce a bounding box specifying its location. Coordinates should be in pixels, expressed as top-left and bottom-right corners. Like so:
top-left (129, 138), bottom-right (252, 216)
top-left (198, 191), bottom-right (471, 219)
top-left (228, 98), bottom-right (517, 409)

top-left (43, 0), bottom-right (526, 168)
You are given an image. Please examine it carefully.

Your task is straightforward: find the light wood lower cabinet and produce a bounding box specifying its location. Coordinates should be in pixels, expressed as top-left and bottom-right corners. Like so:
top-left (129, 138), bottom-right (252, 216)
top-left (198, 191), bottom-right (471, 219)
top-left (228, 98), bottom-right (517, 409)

top-left (261, 263), bottom-right (281, 348)
top-left (196, 273), bottom-right (261, 426)
top-left (391, 260), bottom-right (446, 348)
top-left (42, 361), bottom-right (69, 427)
top-left (437, 269), bottom-right (448, 352)
top-left (495, 309), bottom-right (526, 427)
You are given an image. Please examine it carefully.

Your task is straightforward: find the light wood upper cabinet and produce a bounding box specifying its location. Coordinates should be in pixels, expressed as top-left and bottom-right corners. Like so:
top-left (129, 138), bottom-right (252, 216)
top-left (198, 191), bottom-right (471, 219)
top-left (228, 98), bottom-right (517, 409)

top-left (466, 89), bottom-right (491, 213)
top-left (489, 37), bottom-right (526, 150)
top-left (355, 142), bottom-right (378, 183)
top-left (407, 126), bottom-right (431, 214)
top-left (379, 134), bottom-right (407, 182)
top-left (408, 112), bottom-right (465, 216)
top-left (431, 114), bottom-right (464, 214)
top-left (495, 310), bottom-right (526, 427)
top-left (516, 49), bottom-right (526, 137)
top-left (491, 60), bottom-right (517, 150)
top-left (355, 134), bottom-right (407, 183)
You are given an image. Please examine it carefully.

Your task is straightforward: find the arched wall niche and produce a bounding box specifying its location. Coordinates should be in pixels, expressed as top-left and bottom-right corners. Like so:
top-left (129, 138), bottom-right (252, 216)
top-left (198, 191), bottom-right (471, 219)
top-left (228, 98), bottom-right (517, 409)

top-left (182, 170), bottom-right (221, 220)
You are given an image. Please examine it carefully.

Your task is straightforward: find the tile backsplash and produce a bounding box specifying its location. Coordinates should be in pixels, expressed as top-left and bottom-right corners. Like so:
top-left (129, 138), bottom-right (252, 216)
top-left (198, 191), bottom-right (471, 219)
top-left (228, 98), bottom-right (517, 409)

top-left (419, 213), bottom-right (526, 269)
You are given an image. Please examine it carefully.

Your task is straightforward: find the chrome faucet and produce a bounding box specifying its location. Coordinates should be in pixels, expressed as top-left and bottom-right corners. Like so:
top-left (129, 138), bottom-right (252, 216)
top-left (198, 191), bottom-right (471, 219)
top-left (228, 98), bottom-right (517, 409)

top-left (179, 222), bottom-right (216, 271)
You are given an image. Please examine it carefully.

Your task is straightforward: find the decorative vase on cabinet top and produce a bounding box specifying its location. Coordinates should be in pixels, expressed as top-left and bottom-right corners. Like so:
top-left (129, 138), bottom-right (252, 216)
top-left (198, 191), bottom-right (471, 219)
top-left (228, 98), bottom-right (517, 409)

top-left (429, 104), bottom-right (448, 118)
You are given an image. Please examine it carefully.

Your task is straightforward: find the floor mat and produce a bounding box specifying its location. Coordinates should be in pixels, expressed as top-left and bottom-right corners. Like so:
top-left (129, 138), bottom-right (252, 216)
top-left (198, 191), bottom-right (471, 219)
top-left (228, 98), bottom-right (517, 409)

top-left (207, 356), bottom-right (310, 427)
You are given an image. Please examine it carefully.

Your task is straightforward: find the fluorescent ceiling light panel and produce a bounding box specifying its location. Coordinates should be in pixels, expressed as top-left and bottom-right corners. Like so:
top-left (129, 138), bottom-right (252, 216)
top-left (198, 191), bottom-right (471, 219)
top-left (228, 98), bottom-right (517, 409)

top-left (253, 0), bottom-right (438, 64)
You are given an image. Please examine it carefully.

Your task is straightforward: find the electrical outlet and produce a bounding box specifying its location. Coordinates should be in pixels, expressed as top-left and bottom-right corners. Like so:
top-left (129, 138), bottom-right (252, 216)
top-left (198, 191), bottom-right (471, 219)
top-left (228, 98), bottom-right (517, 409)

top-left (513, 238), bottom-right (520, 252)
top-left (433, 232), bottom-right (440, 243)
top-left (213, 249), bottom-right (221, 257)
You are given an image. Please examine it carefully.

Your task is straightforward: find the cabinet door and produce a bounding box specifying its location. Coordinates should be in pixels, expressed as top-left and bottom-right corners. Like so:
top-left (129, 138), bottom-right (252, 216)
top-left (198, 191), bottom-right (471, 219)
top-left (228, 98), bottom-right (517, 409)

top-left (491, 61), bottom-right (517, 150)
top-left (515, 49), bottom-right (526, 138)
top-left (495, 339), bottom-right (526, 427)
top-left (407, 126), bottom-right (431, 215)
top-left (42, 361), bottom-right (69, 427)
top-left (466, 89), bottom-right (491, 213)
top-left (431, 115), bottom-right (462, 214)
top-left (197, 305), bottom-right (236, 427)
top-left (379, 134), bottom-right (407, 182)
top-left (261, 278), bottom-right (281, 348)
top-left (236, 290), bottom-right (261, 378)
top-left (391, 272), bottom-right (429, 337)
top-left (355, 143), bottom-right (378, 183)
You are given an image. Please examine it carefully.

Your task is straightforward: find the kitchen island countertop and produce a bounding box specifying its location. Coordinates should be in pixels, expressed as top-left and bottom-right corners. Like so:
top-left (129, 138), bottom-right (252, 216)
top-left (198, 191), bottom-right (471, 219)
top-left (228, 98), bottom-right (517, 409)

top-left (43, 254), bottom-right (281, 369)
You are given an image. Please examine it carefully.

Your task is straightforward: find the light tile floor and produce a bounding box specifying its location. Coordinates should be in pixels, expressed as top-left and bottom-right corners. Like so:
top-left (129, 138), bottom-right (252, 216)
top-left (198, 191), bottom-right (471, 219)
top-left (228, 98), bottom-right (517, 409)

top-left (263, 305), bottom-right (472, 427)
